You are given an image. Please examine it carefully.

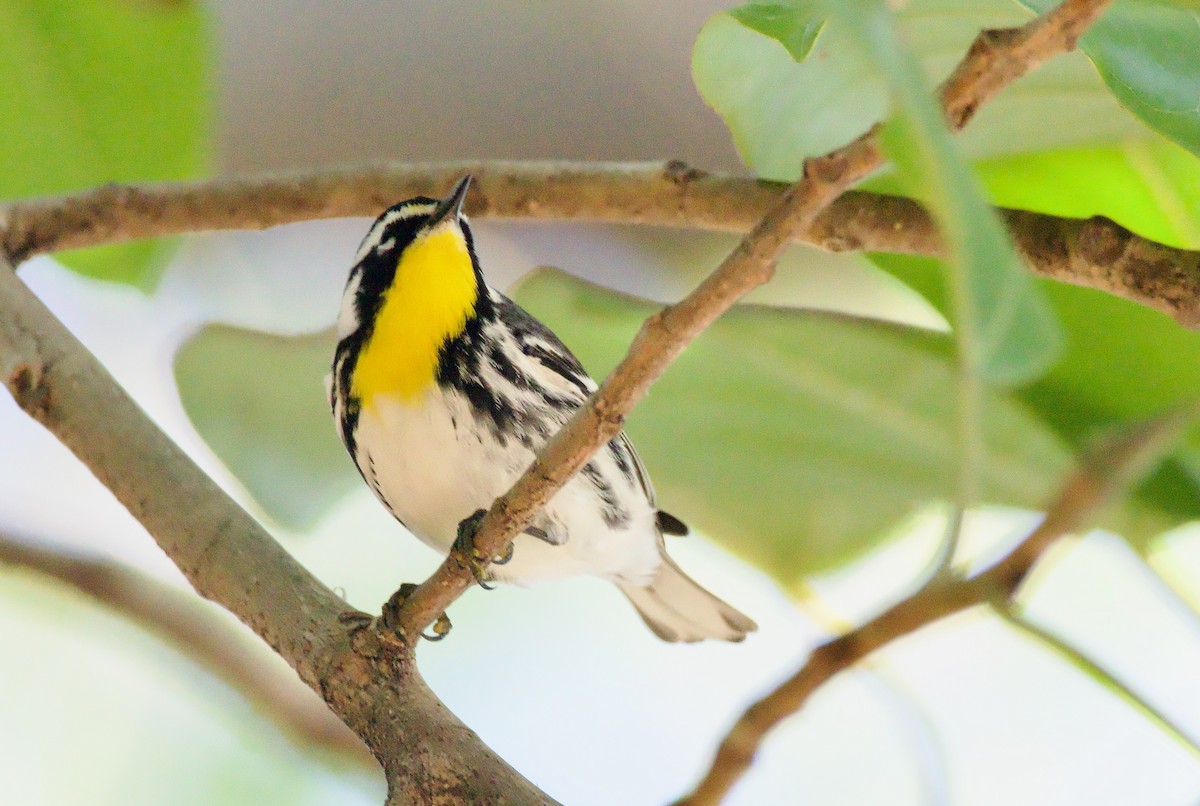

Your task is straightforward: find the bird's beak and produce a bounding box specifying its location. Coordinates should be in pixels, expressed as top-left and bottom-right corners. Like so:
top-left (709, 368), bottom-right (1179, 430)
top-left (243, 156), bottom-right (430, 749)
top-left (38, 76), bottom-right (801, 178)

top-left (427, 174), bottom-right (472, 229)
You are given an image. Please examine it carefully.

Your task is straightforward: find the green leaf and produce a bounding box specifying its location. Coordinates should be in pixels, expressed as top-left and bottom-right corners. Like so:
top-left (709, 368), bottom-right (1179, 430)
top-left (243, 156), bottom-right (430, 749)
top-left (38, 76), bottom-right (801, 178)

top-left (174, 327), bottom-right (357, 531)
top-left (174, 270), bottom-right (1075, 584)
top-left (830, 0), bottom-right (1062, 386)
top-left (974, 138), bottom-right (1200, 249)
top-left (1019, 0), bottom-right (1200, 158)
top-left (868, 135), bottom-right (1200, 540)
top-left (868, 251), bottom-right (1200, 538)
top-left (728, 2), bottom-right (825, 61)
top-left (514, 271), bottom-right (1072, 583)
top-left (0, 0), bottom-right (212, 287)
top-left (693, 0), bottom-right (1148, 182)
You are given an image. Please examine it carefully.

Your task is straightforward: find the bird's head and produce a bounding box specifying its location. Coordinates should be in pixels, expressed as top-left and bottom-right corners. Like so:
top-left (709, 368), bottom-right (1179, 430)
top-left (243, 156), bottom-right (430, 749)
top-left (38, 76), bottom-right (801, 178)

top-left (337, 175), bottom-right (487, 405)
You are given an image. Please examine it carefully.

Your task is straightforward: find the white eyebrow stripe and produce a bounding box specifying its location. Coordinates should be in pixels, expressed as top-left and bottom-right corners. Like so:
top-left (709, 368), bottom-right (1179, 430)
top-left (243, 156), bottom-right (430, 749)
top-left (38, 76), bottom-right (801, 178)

top-left (351, 201), bottom-right (438, 265)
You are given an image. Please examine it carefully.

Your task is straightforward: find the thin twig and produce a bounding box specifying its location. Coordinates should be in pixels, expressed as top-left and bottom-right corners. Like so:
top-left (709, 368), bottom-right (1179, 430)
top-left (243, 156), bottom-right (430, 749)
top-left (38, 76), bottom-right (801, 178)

top-left (998, 607), bottom-right (1200, 760)
top-left (678, 403), bottom-right (1198, 806)
top-left (932, 503), bottom-right (969, 578)
top-left (0, 529), bottom-right (371, 761)
top-left (4, 163), bottom-right (1200, 326)
top-left (391, 0), bottom-right (1119, 636)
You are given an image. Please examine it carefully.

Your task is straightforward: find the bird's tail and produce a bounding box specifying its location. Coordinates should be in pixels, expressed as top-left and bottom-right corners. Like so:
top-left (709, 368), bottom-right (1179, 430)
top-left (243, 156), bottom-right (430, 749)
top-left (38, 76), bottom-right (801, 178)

top-left (618, 554), bottom-right (757, 643)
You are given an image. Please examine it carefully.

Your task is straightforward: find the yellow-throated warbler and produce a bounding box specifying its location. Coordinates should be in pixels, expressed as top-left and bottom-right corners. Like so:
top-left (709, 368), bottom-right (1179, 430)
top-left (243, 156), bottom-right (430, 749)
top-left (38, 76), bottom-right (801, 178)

top-left (329, 176), bottom-right (756, 642)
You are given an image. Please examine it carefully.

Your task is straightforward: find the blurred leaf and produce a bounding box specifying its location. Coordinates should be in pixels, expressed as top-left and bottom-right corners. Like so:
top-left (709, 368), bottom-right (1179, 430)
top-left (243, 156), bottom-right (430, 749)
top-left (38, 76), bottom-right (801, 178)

top-left (174, 327), bottom-right (356, 531)
top-left (868, 249), bottom-right (1200, 536)
top-left (867, 134), bottom-right (1200, 541)
top-left (1019, 0), bottom-right (1200, 158)
top-left (728, 2), bottom-right (825, 61)
top-left (829, 0), bottom-right (1061, 385)
top-left (973, 138), bottom-right (1200, 248)
top-left (514, 270), bottom-right (1073, 582)
top-left (0, 0), bottom-right (212, 287)
top-left (693, 0), bottom-right (1148, 182)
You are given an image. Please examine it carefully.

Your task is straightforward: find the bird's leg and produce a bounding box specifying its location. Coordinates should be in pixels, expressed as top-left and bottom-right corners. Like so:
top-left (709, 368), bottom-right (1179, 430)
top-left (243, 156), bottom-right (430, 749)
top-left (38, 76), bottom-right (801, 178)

top-left (338, 582), bottom-right (452, 642)
top-left (452, 508), bottom-right (512, 589)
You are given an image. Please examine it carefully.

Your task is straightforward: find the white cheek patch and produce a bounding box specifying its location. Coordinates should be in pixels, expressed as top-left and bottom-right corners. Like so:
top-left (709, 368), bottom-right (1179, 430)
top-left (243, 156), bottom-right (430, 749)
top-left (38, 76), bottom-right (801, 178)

top-left (352, 217), bottom-right (392, 266)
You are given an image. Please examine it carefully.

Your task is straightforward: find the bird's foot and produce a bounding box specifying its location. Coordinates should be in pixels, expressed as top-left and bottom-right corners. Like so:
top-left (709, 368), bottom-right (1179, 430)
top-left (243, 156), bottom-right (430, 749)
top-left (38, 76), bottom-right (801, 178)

top-left (382, 583), bottom-right (453, 641)
top-left (492, 541), bottom-right (515, 566)
top-left (452, 508), bottom-right (513, 589)
top-left (338, 582), bottom-right (452, 642)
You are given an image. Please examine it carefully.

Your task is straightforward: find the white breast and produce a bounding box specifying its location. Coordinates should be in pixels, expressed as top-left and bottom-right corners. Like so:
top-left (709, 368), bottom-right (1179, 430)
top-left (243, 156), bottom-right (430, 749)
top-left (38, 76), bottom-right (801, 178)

top-left (353, 388), bottom-right (662, 586)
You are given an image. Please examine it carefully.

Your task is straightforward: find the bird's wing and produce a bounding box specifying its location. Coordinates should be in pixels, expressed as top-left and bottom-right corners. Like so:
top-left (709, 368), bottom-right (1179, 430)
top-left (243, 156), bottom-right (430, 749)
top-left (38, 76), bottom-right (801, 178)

top-left (493, 290), bottom-right (668, 511)
top-left (494, 291), bottom-right (594, 399)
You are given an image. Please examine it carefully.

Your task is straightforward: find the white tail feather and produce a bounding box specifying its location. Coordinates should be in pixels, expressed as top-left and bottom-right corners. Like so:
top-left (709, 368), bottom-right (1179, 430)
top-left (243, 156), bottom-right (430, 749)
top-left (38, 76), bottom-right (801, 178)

top-left (618, 555), bottom-right (757, 643)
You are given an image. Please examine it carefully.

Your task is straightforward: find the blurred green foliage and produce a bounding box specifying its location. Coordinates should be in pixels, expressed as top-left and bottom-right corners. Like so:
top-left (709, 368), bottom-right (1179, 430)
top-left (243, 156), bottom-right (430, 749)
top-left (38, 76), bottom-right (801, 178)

top-left (0, 0), bottom-right (212, 287)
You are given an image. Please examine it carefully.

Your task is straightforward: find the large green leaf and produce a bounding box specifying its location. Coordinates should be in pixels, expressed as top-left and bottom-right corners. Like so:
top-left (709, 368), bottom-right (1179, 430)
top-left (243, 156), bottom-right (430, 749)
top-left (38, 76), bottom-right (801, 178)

top-left (869, 137), bottom-right (1200, 542)
top-left (176, 270), bottom-right (1076, 585)
top-left (827, 0), bottom-right (1062, 385)
top-left (0, 0), bottom-right (212, 287)
top-left (1020, 0), bottom-right (1200, 158)
top-left (974, 138), bottom-right (1200, 248)
top-left (174, 327), bottom-right (357, 531)
top-left (874, 251), bottom-right (1200, 533)
top-left (693, 0), bottom-right (1148, 182)
top-left (514, 272), bottom-right (1072, 584)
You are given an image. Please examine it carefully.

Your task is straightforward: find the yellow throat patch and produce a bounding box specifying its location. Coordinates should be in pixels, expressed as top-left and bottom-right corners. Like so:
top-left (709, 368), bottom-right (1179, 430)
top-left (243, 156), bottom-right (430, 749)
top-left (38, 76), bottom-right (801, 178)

top-left (352, 225), bottom-right (478, 406)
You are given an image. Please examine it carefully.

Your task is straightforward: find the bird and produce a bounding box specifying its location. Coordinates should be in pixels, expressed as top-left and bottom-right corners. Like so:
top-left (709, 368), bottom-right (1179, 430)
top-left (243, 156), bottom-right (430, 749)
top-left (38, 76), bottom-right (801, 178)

top-left (328, 175), bottom-right (757, 642)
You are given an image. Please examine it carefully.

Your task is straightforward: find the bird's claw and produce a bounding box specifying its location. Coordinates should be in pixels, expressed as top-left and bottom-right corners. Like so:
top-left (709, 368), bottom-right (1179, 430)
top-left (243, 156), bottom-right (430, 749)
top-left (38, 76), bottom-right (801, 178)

top-left (492, 541), bottom-right (516, 566)
top-left (423, 612), bottom-right (453, 642)
top-left (385, 582), bottom-right (454, 640)
top-left (339, 582), bottom-right (453, 642)
top-left (452, 508), bottom-right (512, 589)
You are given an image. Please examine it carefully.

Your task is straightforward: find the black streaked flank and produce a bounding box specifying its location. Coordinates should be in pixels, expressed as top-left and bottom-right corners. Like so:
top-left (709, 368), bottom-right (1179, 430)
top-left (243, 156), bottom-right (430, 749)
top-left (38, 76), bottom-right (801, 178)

top-left (582, 462), bottom-right (631, 530)
top-left (608, 438), bottom-right (632, 478)
top-left (437, 314), bottom-right (525, 447)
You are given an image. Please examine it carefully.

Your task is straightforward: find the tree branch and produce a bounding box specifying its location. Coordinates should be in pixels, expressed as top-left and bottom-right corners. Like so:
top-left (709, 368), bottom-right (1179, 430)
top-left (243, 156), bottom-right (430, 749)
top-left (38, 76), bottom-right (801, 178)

top-left (0, 257), bottom-right (556, 804)
top-left (0, 529), bottom-right (371, 761)
top-left (4, 165), bottom-right (1200, 326)
top-left (391, 0), bottom-right (1118, 636)
top-left (678, 404), bottom-right (1198, 806)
